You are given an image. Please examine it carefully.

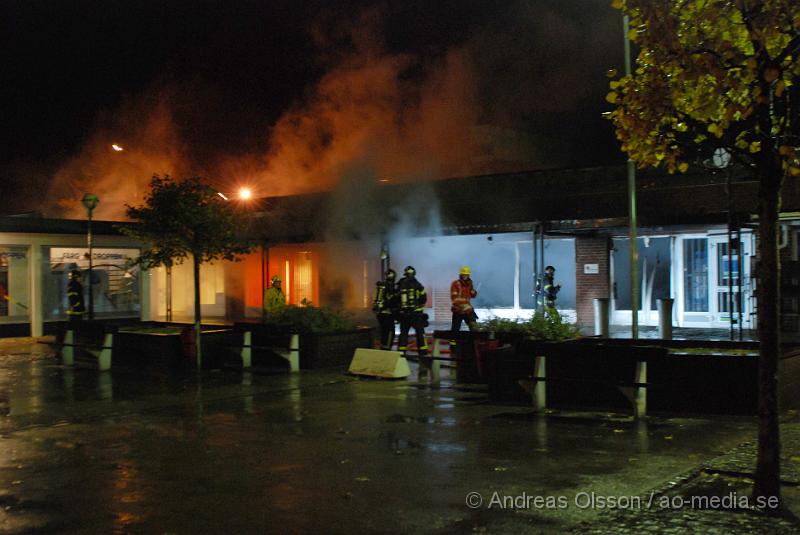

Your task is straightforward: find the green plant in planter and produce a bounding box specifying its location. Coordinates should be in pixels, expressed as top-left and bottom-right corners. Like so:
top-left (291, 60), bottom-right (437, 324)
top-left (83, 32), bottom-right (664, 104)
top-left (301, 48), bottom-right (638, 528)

top-left (264, 305), bottom-right (356, 334)
top-left (479, 309), bottom-right (578, 341)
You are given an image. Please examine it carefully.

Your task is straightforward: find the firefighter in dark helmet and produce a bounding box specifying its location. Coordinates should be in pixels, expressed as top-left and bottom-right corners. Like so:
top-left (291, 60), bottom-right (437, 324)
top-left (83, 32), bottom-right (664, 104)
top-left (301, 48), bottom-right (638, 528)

top-left (397, 266), bottom-right (428, 357)
top-left (373, 268), bottom-right (398, 350)
top-left (542, 265), bottom-right (561, 308)
top-left (66, 270), bottom-right (86, 326)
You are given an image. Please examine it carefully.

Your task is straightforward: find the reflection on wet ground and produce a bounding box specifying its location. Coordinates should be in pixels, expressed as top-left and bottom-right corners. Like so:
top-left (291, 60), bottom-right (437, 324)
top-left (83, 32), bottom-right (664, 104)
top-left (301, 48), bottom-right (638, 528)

top-left (0, 338), bottom-right (757, 533)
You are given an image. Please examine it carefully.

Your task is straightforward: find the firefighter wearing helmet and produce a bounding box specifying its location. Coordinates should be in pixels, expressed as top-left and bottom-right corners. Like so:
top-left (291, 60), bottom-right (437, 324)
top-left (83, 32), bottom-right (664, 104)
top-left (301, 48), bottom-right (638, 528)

top-left (263, 274), bottom-right (286, 315)
top-left (397, 266), bottom-right (429, 357)
top-left (450, 265), bottom-right (478, 335)
top-left (372, 268), bottom-right (399, 350)
top-left (66, 269), bottom-right (86, 325)
top-left (542, 265), bottom-right (561, 308)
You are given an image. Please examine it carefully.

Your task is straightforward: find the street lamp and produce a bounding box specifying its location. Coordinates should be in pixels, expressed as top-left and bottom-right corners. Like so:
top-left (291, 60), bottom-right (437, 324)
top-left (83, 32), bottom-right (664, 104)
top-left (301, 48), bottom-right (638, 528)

top-left (82, 193), bottom-right (99, 320)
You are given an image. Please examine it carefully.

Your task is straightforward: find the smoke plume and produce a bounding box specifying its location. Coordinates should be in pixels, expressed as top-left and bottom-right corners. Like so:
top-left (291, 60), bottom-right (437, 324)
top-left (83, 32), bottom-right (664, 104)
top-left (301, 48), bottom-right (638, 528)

top-left (42, 1), bottom-right (622, 219)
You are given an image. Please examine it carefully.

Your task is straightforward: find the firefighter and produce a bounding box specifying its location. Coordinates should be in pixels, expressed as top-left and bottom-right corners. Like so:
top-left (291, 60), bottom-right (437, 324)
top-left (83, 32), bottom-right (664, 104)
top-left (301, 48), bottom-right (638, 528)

top-left (397, 266), bottom-right (428, 357)
top-left (451, 265), bottom-right (478, 334)
top-left (263, 275), bottom-right (286, 315)
top-left (66, 270), bottom-right (86, 326)
top-left (373, 268), bottom-right (398, 350)
top-left (543, 265), bottom-right (561, 308)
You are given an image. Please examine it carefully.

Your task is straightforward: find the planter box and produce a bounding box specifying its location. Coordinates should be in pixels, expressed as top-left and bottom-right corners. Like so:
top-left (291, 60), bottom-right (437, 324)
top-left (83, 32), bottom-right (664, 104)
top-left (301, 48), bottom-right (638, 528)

top-left (433, 330), bottom-right (511, 384)
top-left (113, 322), bottom-right (231, 369)
top-left (234, 322), bottom-right (374, 369)
top-left (298, 327), bottom-right (374, 369)
top-left (484, 338), bottom-right (800, 415)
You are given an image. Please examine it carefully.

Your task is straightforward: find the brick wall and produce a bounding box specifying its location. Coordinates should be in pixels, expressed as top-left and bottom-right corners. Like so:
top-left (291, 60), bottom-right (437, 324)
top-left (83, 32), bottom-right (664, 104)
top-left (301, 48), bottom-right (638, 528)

top-left (575, 236), bottom-right (611, 328)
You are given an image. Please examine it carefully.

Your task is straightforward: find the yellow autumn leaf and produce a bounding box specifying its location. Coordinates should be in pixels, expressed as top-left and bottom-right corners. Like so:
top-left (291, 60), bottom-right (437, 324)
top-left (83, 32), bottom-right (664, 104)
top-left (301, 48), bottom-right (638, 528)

top-left (779, 145), bottom-right (794, 156)
top-left (606, 91), bottom-right (618, 104)
top-left (790, 167), bottom-right (800, 177)
top-left (775, 81), bottom-right (785, 97)
top-left (678, 162), bottom-right (689, 173)
top-left (749, 141), bottom-right (762, 153)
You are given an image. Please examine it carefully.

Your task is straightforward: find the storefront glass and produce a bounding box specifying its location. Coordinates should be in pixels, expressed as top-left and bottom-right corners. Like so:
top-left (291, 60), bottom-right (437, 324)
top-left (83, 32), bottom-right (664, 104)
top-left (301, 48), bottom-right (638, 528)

top-left (42, 247), bottom-right (140, 320)
top-left (0, 247), bottom-right (30, 323)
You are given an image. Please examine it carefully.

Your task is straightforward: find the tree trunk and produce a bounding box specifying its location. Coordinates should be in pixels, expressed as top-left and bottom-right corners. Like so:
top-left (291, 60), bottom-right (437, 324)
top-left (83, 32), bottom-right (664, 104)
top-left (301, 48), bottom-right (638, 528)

top-left (193, 256), bottom-right (202, 368)
top-left (753, 163), bottom-right (782, 501)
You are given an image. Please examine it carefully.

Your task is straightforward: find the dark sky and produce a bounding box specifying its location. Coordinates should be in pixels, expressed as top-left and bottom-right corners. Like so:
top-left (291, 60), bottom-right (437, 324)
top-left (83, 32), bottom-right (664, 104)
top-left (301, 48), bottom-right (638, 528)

top-left (1, 0), bottom-right (626, 217)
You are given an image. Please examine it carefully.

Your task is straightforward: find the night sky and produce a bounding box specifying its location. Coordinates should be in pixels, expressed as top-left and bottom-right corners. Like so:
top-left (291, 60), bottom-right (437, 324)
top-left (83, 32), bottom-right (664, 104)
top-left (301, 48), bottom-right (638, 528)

top-left (1, 0), bottom-right (626, 218)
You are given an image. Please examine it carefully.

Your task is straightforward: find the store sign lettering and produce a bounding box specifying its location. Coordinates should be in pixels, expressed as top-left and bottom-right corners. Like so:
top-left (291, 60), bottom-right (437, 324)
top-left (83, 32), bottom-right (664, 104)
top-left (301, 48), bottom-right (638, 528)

top-left (0, 252), bottom-right (27, 260)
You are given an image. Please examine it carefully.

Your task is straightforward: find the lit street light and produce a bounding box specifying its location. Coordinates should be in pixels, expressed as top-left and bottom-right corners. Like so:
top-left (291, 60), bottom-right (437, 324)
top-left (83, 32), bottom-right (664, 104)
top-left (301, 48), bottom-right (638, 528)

top-left (82, 193), bottom-right (99, 320)
top-left (238, 187), bottom-right (252, 200)
top-left (111, 144), bottom-right (124, 151)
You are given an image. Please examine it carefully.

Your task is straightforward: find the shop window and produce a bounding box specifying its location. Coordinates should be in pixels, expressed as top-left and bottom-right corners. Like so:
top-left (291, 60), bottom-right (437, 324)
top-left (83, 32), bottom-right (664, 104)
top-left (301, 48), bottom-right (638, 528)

top-left (613, 238), bottom-right (672, 310)
top-left (683, 238), bottom-right (709, 312)
top-left (0, 248), bottom-right (30, 321)
top-left (43, 247), bottom-right (141, 320)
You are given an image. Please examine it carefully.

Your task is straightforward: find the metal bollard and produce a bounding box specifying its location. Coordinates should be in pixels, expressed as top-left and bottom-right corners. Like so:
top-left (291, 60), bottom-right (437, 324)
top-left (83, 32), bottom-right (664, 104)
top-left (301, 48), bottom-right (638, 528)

top-left (657, 298), bottom-right (674, 339)
top-left (593, 298), bottom-right (610, 337)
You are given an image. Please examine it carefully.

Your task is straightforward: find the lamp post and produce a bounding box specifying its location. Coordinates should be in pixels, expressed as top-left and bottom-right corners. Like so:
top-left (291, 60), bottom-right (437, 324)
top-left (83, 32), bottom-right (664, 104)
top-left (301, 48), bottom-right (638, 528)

top-left (82, 193), bottom-right (99, 320)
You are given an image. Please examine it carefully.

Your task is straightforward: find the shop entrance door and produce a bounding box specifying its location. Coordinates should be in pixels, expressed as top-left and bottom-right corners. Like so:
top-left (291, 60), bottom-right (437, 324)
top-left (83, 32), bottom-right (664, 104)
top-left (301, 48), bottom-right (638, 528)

top-left (708, 235), bottom-right (752, 328)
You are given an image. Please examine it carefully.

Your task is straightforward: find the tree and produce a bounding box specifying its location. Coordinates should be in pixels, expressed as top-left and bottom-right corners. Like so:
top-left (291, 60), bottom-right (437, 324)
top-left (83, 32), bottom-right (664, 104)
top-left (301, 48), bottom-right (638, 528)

top-left (606, 0), bottom-right (799, 501)
top-left (121, 175), bottom-right (253, 366)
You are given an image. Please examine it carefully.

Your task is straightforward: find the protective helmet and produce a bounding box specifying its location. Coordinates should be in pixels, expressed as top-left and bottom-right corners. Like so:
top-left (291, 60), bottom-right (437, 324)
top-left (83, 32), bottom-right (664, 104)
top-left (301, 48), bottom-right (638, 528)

top-left (545, 265), bottom-right (555, 274)
top-left (460, 265), bottom-right (471, 276)
top-left (271, 275), bottom-right (281, 284)
top-left (385, 268), bottom-right (396, 280)
top-left (403, 265), bottom-right (416, 277)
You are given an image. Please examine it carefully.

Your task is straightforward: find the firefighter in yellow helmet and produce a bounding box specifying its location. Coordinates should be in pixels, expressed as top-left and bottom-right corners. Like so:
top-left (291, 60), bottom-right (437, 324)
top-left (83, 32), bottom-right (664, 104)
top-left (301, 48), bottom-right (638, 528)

top-left (263, 274), bottom-right (286, 315)
top-left (450, 265), bottom-right (478, 333)
top-left (397, 266), bottom-right (428, 357)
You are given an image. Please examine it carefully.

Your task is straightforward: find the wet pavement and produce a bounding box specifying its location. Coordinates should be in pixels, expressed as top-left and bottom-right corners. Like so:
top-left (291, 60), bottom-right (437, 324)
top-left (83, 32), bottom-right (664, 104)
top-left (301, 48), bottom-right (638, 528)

top-left (0, 337), bottom-right (797, 533)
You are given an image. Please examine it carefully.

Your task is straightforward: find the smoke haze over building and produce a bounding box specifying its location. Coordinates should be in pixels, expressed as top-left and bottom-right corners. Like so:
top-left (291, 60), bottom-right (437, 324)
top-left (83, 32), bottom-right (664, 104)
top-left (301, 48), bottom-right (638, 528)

top-left (1, 1), bottom-right (625, 219)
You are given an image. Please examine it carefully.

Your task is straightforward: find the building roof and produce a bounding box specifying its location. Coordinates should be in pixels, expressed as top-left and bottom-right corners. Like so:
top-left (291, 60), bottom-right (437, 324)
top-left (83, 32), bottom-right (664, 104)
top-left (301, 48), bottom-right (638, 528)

top-left (0, 215), bottom-right (134, 236)
top-left (248, 164), bottom-right (775, 242)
